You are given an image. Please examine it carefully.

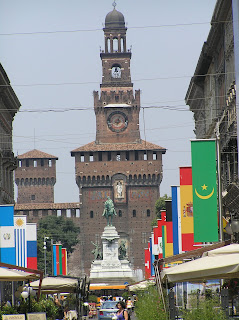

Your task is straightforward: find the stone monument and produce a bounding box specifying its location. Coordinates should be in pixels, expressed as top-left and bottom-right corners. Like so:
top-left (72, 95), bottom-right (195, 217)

top-left (90, 198), bottom-right (135, 281)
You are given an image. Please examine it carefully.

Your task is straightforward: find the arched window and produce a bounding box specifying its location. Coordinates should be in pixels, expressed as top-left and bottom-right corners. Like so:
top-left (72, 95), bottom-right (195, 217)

top-left (90, 211), bottom-right (94, 218)
top-left (113, 38), bottom-right (118, 52)
top-left (121, 38), bottom-right (124, 52)
top-left (107, 38), bottom-right (110, 52)
top-left (133, 210), bottom-right (136, 217)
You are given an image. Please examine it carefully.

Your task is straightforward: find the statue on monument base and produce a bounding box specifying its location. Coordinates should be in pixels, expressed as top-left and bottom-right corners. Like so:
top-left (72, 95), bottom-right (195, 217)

top-left (91, 241), bottom-right (103, 260)
top-left (102, 196), bottom-right (117, 226)
top-left (119, 241), bottom-right (127, 260)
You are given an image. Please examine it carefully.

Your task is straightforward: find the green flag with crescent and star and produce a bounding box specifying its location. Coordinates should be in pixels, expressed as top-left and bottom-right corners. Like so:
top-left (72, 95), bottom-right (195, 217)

top-left (191, 140), bottom-right (218, 242)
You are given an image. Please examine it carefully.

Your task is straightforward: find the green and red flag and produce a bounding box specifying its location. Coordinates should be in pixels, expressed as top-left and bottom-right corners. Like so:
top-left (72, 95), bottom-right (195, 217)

top-left (62, 248), bottom-right (67, 275)
top-left (53, 243), bottom-right (62, 275)
top-left (191, 140), bottom-right (218, 242)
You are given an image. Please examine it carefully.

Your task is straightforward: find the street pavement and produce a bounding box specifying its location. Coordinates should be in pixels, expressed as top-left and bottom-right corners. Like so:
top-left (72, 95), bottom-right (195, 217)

top-left (130, 311), bottom-right (137, 320)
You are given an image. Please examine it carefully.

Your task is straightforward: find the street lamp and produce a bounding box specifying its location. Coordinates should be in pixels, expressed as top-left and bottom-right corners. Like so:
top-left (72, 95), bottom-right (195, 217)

top-left (44, 236), bottom-right (49, 276)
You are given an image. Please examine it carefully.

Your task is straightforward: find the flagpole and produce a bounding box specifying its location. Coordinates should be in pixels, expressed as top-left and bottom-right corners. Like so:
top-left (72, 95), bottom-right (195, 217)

top-left (232, 0), bottom-right (239, 179)
top-left (215, 123), bottom-right (223, 242)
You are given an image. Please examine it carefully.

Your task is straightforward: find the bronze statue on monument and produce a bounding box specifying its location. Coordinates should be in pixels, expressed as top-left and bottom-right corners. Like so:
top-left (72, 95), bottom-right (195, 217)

top-left (102, 196), bottom-right (117, 226)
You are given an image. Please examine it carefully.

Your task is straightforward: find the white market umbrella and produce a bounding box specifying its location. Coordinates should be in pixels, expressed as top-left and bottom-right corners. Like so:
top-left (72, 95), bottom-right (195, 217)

top-left (160, 244), bottom-right (239, 283)
top-left (30, 276), bottom-right (78, 293)
top-left (0, 267), bottom-right (39, 281)
top-left (128, 279), bottom-right (155, 291)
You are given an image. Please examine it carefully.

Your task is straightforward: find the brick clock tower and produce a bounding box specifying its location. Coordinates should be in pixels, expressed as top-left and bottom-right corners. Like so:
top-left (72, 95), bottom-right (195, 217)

top-left (71, 6), bottom-right (166, 276)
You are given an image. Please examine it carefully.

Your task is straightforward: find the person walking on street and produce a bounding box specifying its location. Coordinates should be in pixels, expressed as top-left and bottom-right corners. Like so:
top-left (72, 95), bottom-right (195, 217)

top-left (116, 301), bottom-right (128, 320)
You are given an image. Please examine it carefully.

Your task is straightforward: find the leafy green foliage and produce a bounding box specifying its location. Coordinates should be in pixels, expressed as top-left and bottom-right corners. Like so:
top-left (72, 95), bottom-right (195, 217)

top-left (37, 216), bottom-right (80, 273)
top-left (152, 194), bottom-right (171, 226)
top-left (135, 286), bottom-right (167, 320)
top-left (31, 298), bottom-right (58, 319)
top-left (0, 305), bottom-right (18, 318)
top-left (88, 295), bottom-right (98, 303)
top-left (182, 295), bottom-right (227, 320)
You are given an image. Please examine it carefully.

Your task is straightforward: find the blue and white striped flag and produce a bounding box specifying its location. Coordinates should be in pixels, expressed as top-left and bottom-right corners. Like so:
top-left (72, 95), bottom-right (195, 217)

top-left (14, 216), bottom-right (27, 267)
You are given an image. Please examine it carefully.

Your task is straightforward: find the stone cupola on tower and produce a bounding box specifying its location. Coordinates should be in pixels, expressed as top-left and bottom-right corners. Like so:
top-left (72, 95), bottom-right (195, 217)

top-left (15, 149), bottom-right (58, 204)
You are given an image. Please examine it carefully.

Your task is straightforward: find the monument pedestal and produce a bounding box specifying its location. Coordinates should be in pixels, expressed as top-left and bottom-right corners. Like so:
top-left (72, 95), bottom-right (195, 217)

top-left (90, 226), bottom-right (134, 280)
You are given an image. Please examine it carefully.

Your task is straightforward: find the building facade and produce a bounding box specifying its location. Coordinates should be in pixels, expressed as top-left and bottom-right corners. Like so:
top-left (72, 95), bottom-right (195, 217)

top-left (0, 64), bottom-right (20, 204)
top-left (70, 7), bottom-right (166, 276)
top-left (185, 0), bottom-right (239, 216)
top-left (14, 149), bottom-right (80, 223)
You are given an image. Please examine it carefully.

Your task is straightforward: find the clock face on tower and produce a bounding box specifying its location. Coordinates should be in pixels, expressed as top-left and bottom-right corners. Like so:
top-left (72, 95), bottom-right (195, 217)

top-left (107, 111), bottom-right (128, 132)
top-left (111, 66), bottom-right (121, 78)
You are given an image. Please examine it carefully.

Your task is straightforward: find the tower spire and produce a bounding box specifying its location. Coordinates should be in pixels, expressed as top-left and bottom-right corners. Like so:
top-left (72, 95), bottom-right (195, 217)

top-left (112, 1), bottom-right (116, 9)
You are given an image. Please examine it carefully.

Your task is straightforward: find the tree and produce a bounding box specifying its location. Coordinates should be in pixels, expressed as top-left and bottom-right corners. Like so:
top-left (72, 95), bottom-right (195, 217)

top-left (155, 194), bottom-right (171, 218)
top-left (135, 286), bottom-right (167, 320)
top-left (151, 194), bottom-right (171, 227)
top-left (37, 216), bottom-right (80, 274)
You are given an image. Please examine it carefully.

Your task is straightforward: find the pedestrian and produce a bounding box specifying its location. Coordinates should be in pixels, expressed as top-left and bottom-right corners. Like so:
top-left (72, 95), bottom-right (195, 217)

top-left (116, 301), bottom-right (128, 320)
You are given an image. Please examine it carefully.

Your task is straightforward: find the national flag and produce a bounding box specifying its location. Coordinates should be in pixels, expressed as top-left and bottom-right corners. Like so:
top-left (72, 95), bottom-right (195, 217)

top-left (62, 248), bottom-right (67, 275)
top-left (149, 237), bottom-right (155, 276)
top-left (162, 222), bottom-right (173, 258)
top-left (157, 210), bottom-right (167, 258)
top-left (152, 230), bottom-right (159, 256)
top-left (53, 243), bottom-right (63, 275)
top-left (0, 205), bottom-right (16, 265)
top-left (162, 201), bottom-right (174, 257)
top-left (180, 167), bottom-right (202, 251)
top-left (14, 216), bottom-right (27, 267)
top-left (144, 243), bottom-right (151, 279)
top-left (26, 223), bottom-right (37, 269)
top-left (165, 200), bottom-right (172, 221)
top-left (172, 186), bottom-right (181, 255)
top-left (191, 140), bottom-right (218, 242)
